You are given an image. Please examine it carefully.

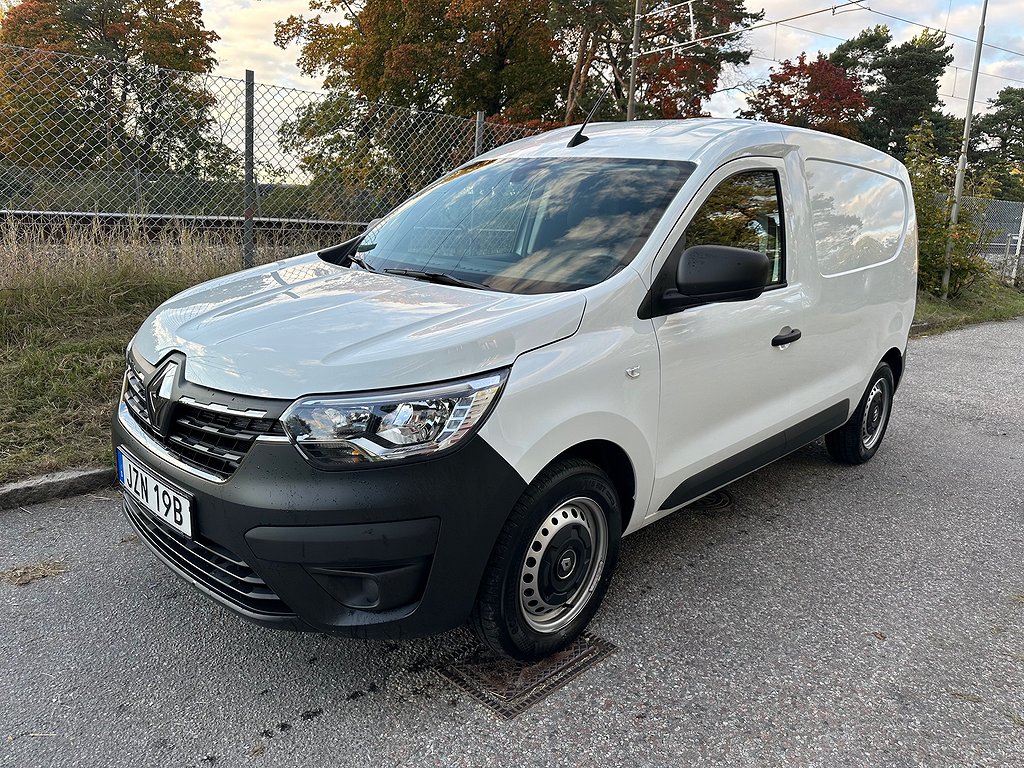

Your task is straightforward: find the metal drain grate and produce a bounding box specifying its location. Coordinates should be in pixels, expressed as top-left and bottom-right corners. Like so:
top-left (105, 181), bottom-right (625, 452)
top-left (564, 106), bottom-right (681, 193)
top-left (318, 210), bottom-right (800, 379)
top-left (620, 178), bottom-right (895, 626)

top-left (687, 488), bottom-right (733, 511)
top-left (435, 634), bottom-right (616, 719)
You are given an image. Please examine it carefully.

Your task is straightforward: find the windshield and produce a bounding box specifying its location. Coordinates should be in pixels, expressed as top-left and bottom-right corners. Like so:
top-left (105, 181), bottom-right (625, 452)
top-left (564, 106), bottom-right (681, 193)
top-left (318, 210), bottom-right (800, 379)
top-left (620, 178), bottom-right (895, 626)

top-left (352, 157), bottom-right (694, 294)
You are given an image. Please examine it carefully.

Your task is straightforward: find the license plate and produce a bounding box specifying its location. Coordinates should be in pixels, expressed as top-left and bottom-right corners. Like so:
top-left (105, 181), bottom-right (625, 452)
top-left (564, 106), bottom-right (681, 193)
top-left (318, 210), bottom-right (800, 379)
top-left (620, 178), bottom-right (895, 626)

top-left (117, 448), bottom-right (194, 538)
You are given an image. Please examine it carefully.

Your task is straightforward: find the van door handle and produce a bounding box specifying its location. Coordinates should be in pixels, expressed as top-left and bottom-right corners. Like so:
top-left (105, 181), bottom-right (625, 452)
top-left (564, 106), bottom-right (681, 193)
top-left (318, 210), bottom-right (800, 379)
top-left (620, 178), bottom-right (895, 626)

top-left (772, 328), bottom-right (802, 346)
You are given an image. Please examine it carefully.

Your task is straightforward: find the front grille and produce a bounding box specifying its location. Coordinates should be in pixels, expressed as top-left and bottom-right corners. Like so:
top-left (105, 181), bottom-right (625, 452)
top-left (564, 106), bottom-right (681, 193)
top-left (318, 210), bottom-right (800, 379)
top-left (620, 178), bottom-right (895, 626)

top-left (123, 494), bottom-right (294, 618)
top-left (123, 363), bottom-right (155, 430)
top-left (123, 363), bottom-right (286, 480)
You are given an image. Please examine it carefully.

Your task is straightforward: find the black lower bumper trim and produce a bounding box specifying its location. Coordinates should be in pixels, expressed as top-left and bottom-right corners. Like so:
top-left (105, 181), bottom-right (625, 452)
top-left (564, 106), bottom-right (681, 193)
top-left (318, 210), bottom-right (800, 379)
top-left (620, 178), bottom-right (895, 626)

top-left (114, 405), bottom-right (528, 638)
top-left (123, 494), bottom-right (296, 621)
top-left (245, 518), bottom-right (439, 565)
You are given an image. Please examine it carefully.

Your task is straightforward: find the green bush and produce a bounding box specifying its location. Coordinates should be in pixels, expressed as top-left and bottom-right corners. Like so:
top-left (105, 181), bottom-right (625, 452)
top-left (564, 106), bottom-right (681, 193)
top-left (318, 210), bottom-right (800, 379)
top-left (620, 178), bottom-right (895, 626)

top-left (905, 121), bottom-right (992, 298)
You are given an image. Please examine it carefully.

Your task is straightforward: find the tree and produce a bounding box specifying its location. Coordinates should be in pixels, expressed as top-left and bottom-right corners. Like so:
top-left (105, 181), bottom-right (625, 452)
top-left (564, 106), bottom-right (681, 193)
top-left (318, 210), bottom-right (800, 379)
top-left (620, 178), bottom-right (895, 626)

top-left (870, 31), bottom-right (953, 158)
top-left (975, 87), bottom-right (1024, 201)
top-left (828, 26), bottom-right (952, 158)
top-left (740, 53), bottom-right (866, 139)
top-left (0, 0), bottom-right (236, 214)
top-left (0, 0), bottom-right (218, 70)
top-left (976, 87), bottom-right (1024, 159)
top-left (905, 120), bottom-right (993, 297)
top-left (828, 25), bottom-right (891, 89)
top-left (276, 0), bottom-right (760, 123)
top-left (275, 0), bottom-right (567, 120)
top-left (559, 0), bottom-right (761, 122)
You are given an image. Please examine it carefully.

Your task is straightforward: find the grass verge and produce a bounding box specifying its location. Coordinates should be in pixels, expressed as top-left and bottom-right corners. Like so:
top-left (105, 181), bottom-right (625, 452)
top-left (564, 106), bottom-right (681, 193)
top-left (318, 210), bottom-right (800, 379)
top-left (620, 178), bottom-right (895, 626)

top-left (913, 278), bottom-right (1024, 337)
top-left (2, 226), bottom-right (1023, 484)
top-left (1, 223), bottom-right (246, 484)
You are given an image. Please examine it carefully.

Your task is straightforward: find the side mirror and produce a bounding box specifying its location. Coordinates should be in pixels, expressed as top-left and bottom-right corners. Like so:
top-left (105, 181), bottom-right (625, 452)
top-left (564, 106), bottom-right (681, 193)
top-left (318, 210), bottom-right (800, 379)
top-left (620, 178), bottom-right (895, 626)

top-left (661, 245), bottom-right (770, 311)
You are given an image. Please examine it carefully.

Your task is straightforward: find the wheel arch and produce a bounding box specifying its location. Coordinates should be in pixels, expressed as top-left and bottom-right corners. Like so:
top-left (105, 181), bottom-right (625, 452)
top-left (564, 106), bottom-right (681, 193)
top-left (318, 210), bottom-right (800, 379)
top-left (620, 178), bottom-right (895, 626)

top-left (882, 347), bottom-right (904, 390)
top-left (548, 440), bottom-right (638, 534)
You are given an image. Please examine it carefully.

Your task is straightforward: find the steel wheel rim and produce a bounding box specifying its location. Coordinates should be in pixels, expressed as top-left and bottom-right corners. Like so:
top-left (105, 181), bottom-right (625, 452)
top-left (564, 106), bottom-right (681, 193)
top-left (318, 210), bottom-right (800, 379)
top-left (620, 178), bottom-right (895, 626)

top-left (518, 496), bottom-right (608, 634)
top-left (861, 377), bottom-right (891, 451)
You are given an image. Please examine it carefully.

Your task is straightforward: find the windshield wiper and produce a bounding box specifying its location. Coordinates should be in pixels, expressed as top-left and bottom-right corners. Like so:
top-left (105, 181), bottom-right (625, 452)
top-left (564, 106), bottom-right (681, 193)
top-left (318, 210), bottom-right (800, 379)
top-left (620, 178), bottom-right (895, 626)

top-left (384, 269), bottom-right (489, 290)
top-left (348, 251), bottom-right (377, 271)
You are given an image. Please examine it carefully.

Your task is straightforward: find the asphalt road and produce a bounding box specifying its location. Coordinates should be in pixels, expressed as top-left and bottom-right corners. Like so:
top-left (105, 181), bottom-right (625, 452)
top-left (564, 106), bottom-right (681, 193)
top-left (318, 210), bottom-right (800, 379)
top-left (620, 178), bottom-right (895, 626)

top-left (2, 319), bottom-right (1023, 767)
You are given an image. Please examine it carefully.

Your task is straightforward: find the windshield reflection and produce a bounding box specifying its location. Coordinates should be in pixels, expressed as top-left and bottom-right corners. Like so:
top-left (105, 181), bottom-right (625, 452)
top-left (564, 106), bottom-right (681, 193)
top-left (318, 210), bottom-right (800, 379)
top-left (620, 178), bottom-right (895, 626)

top-left (355, 157), bottom-right (693, 294)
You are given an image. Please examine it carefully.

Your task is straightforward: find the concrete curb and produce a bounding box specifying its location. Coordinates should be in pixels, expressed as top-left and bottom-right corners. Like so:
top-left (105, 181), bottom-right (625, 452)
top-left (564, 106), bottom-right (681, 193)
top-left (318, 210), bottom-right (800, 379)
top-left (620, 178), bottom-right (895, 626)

top-left (0, 467), bottom-right (116, 511)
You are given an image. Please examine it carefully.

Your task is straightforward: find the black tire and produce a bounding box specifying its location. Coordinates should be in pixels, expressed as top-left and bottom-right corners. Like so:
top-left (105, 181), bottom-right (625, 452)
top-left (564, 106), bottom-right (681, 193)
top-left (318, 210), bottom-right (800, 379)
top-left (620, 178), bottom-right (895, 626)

top-left (470, 457), bottom-right (622, 661)
top-left (825, 362), bottom-right (895, 465)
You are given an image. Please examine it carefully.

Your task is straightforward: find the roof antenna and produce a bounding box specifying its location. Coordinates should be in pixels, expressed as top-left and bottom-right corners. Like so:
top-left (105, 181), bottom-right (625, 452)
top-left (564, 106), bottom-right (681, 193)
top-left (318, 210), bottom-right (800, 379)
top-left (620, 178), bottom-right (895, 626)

top-left (567, 86), bottom-right (612, 148)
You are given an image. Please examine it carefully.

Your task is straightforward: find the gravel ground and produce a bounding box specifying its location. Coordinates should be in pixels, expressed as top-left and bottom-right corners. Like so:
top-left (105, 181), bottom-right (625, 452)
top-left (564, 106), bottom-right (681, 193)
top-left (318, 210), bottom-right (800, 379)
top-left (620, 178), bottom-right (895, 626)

top-left (2, 319), bottom-right (1023, 767)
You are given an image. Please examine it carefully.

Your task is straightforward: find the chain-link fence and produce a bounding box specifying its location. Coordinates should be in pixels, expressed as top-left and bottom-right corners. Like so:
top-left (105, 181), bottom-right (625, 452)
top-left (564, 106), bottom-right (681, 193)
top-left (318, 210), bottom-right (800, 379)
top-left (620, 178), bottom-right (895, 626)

top-left (0, 44), bottom-right (539, 264)
top-left (5, 42), bottom-right (1023, 286)
top-left (968, 196), bottom-right (1024, 286)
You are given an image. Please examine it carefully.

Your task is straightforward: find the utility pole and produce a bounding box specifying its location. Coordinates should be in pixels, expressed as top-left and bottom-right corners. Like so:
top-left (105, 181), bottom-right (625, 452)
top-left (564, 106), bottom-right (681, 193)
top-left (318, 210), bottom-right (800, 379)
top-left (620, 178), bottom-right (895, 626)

top-left (628, 1), bottom-right (702, 120)
top-left (627, 0), bottom-right (645, 121)
top-left (243, 69), bottom-right (255, 270)
top-left (942, 0), bottom-right (989, 300)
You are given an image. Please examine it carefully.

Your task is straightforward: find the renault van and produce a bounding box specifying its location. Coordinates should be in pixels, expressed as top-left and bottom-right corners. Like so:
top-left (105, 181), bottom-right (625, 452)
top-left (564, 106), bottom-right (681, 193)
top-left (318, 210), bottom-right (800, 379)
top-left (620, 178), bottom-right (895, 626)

top-left (113, 119), bottom-right (917, 660)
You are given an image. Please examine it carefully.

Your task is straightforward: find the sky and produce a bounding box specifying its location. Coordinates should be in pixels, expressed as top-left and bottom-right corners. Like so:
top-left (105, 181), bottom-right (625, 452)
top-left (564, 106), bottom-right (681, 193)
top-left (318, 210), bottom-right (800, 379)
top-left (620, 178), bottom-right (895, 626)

top-left (202, 0), bottom-right (318, 89)
top-left (202, 0), bottom-right (1024, 120)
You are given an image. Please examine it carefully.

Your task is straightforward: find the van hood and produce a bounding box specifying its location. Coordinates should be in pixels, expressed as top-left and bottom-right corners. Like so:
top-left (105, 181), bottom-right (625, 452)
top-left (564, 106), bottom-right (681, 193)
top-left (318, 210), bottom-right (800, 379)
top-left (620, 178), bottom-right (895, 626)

top-left (131, 254), bottom-right (586, 399)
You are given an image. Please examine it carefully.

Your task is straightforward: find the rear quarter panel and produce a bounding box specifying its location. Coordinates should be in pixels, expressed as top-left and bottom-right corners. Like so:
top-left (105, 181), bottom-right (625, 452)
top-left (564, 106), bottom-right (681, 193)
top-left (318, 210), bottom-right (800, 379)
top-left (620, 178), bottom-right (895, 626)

top-left (783, 133), bottom-right (917, 423)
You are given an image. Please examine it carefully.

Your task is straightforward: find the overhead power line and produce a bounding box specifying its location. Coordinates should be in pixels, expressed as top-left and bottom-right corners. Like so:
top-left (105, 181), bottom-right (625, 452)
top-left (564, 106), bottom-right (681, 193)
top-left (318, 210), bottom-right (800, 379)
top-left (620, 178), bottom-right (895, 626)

top-left (636, 0), bottom-right (867, 58)
top-left (637, 2), bottom-right (1024, 66)
top-left (631, 0), bottom-right (1024, 117)
top-left (862, 6), bottom-right (1024, 61)
top-left (776, 22), bottom-right (847, 43)
top-left (949, 65), bottom-right (1024, 85)
top-left (758, 12), bottom-right (1024, 95)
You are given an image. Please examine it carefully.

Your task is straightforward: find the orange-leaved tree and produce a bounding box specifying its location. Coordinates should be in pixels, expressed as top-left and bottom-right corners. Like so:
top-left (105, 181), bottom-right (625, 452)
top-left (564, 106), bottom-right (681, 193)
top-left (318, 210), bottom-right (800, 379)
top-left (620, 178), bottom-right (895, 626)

top-left (740, 53), bottom-right (867, 139)
top-left (275, 0), bottom-right (566, 120)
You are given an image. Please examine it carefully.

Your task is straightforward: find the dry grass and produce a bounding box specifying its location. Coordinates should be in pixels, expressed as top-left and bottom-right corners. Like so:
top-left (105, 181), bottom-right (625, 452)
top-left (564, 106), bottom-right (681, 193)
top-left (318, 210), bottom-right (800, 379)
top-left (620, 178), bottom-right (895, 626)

top-left (0, 559), bottom-right (67, 586)
top-left (0, 220), bottom-right (305, 483)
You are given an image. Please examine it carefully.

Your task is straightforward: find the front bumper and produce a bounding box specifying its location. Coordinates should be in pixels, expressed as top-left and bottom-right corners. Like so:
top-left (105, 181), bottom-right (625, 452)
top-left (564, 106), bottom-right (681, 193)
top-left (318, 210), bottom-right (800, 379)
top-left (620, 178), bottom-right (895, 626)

top-left (112, 403), bottom-right (526, 639)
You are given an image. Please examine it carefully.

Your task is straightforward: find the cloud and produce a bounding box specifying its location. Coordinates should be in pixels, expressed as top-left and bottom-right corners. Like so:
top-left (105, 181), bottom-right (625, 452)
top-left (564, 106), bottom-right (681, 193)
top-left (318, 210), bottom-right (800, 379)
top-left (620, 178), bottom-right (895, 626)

top-left (706, 0), bottom-right (1024, 119)
top-left (203, 0), bottom-right (321, 90)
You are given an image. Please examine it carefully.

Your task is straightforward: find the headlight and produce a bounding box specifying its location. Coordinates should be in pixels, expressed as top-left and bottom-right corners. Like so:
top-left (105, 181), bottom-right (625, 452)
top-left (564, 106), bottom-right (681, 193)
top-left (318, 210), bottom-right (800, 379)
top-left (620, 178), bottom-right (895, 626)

top-left (280, 370), bottom-right (508, 469)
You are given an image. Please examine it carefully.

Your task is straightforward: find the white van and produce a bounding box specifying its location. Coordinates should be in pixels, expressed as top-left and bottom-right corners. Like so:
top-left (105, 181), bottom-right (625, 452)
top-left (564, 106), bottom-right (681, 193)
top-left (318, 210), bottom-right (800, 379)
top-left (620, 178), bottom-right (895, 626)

top-left (113, 119), bottom-right (917, 660)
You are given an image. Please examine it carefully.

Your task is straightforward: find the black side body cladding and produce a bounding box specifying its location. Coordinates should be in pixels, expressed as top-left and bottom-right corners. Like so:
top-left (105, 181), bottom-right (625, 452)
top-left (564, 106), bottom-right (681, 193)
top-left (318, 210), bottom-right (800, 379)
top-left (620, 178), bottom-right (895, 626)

top-left (660, 400), bottom-right (850, 511)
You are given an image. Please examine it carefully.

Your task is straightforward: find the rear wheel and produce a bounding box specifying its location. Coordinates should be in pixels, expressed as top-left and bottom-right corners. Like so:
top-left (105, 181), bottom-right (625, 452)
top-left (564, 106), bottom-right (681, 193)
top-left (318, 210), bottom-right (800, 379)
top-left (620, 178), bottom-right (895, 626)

top-left (825, 362), bottom-right (895, 464)
top-left (470, 458), bottom-right (621, 660)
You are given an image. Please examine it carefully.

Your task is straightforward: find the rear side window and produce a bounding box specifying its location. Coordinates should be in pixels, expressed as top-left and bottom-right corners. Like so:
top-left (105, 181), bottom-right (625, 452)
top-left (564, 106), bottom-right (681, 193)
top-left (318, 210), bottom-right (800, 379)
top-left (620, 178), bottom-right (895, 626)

top-left (684, 170), bottom-right (785, 285)
top-left (805, 160), bottom-right (907, 276)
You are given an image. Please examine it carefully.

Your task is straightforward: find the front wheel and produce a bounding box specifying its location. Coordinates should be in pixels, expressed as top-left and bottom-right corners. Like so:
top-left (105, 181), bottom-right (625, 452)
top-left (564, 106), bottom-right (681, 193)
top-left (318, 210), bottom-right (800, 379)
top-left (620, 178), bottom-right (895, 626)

top-left (470, 458), bottom-right (621, 660)
top-left (825, 362), bottom-right (895, 464)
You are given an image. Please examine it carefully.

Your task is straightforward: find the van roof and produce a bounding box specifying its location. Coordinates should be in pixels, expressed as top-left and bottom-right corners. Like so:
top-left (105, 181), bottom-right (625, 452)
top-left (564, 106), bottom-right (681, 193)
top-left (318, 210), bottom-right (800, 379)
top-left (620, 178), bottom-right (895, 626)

top-left (488, 118), bottom-right (906, 176)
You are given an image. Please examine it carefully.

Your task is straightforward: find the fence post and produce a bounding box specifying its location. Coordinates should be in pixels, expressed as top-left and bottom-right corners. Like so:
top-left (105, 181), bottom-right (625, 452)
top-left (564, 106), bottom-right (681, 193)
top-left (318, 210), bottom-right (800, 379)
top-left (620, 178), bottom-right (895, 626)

top-left (243, 69), bottom-right (255, 269)
top-left (474, 111), bottom-right (485, 156)
top-left (1012, 203), bottom-right (1024, 284)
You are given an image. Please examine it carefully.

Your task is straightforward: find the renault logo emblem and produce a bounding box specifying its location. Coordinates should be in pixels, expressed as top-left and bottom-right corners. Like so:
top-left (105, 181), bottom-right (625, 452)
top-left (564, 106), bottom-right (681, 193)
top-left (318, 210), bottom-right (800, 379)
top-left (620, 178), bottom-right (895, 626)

top-left (558, 551), bottom-right (576, 579)
top-left (147, 361), bottom-right (178, 435)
